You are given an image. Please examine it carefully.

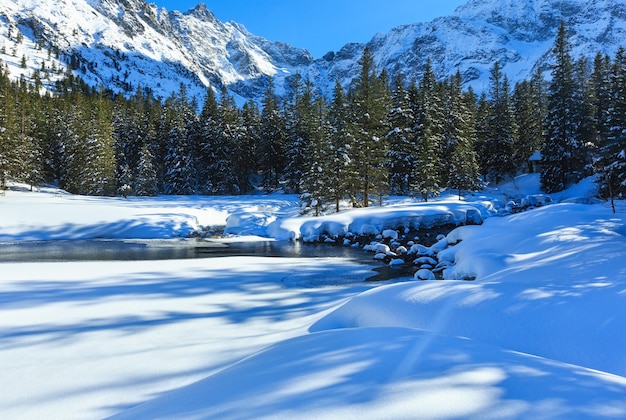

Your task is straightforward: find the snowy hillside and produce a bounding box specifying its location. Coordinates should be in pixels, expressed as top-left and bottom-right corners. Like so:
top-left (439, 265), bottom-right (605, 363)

top-left (0, 0), bottom-right (625, 101)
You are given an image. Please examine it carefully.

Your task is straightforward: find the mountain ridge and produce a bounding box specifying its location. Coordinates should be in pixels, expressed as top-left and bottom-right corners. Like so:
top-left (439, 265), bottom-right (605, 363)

top-left (1, 0), bottom-right (625, 103)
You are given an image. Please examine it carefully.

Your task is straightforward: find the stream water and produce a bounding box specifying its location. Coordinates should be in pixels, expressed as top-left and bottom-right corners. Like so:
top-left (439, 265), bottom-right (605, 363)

top-left (0, 239), bottom-right (372, 263)
top-left (0, 239), bottom-right (419, 281)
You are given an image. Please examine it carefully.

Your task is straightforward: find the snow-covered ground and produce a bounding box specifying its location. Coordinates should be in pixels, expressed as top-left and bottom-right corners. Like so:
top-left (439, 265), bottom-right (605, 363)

top-left (1, 175), bottom-right (626, 419)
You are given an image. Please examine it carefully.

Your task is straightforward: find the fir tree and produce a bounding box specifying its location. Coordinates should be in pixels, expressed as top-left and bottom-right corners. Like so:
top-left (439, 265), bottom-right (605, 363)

top-left (474, 92), bottom-right (490, 182)
top-left (20, 87), bottom-right (46, 190)
top-left (113, 96), bottom-right (141, 193)
top-left (58, 94), bottom-right (87, 193)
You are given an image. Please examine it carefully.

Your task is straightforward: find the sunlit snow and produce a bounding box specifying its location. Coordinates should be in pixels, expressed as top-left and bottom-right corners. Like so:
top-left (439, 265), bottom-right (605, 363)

top-left (1, 175), bottom-right (626, 419)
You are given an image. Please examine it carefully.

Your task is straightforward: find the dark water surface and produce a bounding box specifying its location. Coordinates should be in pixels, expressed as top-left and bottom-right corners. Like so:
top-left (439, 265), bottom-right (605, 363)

top-left (0, 239), bottom-right (377, 264)
top-left (0, 240), bottom-right (417, 281)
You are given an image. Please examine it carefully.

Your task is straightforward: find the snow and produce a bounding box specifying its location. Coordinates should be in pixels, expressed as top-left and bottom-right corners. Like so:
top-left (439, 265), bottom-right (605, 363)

top-left (1, 177), bottom-right (626, 419)
top-left (4, 0), bottom-right (626, 107)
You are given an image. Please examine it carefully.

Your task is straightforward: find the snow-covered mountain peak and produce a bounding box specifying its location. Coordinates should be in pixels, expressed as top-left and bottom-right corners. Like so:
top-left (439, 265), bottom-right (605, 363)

top-left (183, 3), bottom-right (218, 21)
top-left (1, 0), bottom-right (626, 103)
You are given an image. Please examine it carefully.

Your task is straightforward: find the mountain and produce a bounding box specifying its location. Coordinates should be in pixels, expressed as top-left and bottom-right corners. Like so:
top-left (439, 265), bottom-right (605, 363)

top-left (0, 0), bottom-right (314, 101)
top-left (1, 0), bottom-right (625, 103)
top-left (314, 0), bottom-right (626, 92)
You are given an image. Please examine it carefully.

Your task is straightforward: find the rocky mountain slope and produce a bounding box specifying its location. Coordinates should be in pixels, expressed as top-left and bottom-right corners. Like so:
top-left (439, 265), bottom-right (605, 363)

top-left (316, 0), bottom-right (626, 92)
top-left (0, 0), bottom-right (625, 103)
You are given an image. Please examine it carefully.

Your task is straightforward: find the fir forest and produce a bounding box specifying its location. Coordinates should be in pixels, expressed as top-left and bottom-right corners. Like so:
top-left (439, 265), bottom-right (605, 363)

top-left (1, 23), bottom-right (625, 213)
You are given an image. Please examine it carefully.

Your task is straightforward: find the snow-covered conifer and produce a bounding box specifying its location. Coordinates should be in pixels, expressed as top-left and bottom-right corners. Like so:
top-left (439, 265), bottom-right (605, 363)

top-left (386, 74), bottom-right (415, 195)
top-left (348, 46), bottom-right (391, 206)
top-left (411, 60), bottom-right (443, 201)
top-left (541, 22), bottom-right (590, 193)
top-left (441, 72), bottom-right (481, 197)
top-left (259, 77), bottom-right (287, 191)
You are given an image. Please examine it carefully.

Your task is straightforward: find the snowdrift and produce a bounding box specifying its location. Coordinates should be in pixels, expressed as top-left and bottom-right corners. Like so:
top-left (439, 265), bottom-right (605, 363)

top-left (265, 201), bottom-right (495, 242)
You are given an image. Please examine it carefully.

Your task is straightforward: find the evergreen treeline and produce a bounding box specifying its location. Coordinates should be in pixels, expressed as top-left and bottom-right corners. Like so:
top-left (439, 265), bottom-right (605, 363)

top-left (0, 23), bottom-right (625, 213)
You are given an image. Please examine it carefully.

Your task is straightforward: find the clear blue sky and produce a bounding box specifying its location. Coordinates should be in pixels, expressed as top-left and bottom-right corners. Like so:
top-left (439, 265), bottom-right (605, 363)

top-left (151, 1), bottom-right (467, 57)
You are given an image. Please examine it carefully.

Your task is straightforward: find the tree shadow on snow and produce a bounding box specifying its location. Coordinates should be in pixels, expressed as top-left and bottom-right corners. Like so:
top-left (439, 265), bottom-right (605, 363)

top-left (0, 258), bottom-right (376, 347)
top-left (108, 327), bottom-right (626, 419)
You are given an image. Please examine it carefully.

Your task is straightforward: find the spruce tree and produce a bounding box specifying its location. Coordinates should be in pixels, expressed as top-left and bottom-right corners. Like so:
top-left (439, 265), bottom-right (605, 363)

top-left (24, 88), bottom-right (47, 190)
top-left (572, 56), bottom-right (597, 153)
top-left (85, 90), bottom-right (117, 196)
top-left (113, 95), bottom-right (141, 168)
top-left (474, 92), bottom-right (490, 182)
top-left (386, 74), bottom-right (414, 195)
top-left (441, 72), bottom-right (481, 197)
top-left (349, 46), bottom-right (391, 206)
top-left (58, 93), bottom-right (88, 194)
top-left (592, 52), bottom-right (613, 147)
top-left (609, 47), bottom-right (626, 144)
top-left (299, 96), bottom-right (329, 215)
top-left (212, 86), bottom-right (242, 194)
top-left (325, 80), bottom-right (353, 212)
top-left (259, 77), bottom-right (286, 191)
top-left (512, 69), bottom-right (546, 173)
top-left (163, 85), bottom-right (196, 195)
top-left (596, 48), bottom-right (626, 210)
top-left (285, 75), bottom-right (318, 193)
top-left (0, 66), bottom-right (20, 189)
top-left (484, 61), bottom-right (518, 183)
top-left (541, 22), bottom-right (588, 193)
top-left (134, 144), bottom-right (158, 196)
top-left (411, 60), bottom-right (443, 201)
top-left (240, 100), bottom-right (262, 190)
top-left (195, 87), bottom-right (219, 193)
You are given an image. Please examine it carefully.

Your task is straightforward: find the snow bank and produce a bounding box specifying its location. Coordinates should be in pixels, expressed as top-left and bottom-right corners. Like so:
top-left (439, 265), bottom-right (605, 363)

top-left (266, 200), bottom-right (495, 242)
top-left (313, 203), bottom-right (626, 378)
top-left (0, 188), bottom-right (299, 241)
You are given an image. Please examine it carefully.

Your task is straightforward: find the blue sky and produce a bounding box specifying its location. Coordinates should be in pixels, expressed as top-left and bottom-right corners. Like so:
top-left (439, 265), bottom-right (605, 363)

top-left (151, 1), bottom-right (466, 57)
